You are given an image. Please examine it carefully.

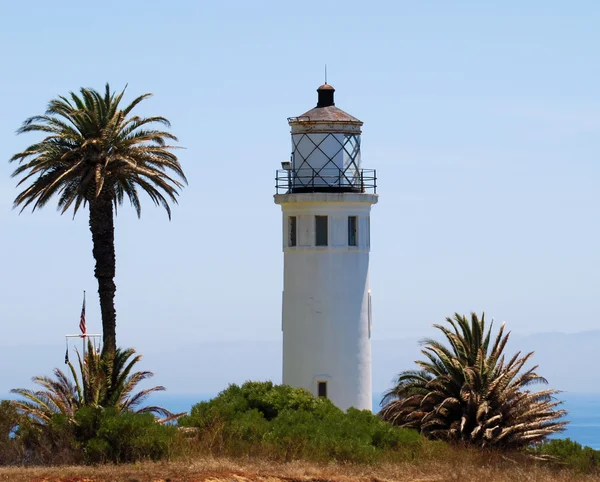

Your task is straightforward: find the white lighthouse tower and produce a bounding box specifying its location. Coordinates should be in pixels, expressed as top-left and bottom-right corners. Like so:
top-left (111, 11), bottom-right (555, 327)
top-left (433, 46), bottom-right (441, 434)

top-left (274, 83), bottom-right (378, 411)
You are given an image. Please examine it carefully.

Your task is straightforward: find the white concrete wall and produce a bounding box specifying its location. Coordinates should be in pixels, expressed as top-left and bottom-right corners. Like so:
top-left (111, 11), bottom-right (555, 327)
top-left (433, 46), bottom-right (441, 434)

top-left (274, 193), bottom-right (378, 411)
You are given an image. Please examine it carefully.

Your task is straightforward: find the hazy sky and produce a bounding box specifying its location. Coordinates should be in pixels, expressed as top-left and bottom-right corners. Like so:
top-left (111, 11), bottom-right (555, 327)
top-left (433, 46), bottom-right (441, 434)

top-left (1, 1), bottom-right (599, 361)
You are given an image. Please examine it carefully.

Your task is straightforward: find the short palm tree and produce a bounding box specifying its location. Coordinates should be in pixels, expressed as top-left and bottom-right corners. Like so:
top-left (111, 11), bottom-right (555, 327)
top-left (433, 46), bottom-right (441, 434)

top-left (11, 342), bottom-right (178, 425)
top-left (9, 85), bottom-right (186, 356)
top-left (380, 313), bottom-right (567, 449)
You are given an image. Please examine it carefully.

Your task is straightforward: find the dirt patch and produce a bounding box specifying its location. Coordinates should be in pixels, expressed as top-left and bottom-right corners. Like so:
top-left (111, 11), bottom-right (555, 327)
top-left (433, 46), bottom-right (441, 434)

top-left (0, 457), bottom-right (598, 482)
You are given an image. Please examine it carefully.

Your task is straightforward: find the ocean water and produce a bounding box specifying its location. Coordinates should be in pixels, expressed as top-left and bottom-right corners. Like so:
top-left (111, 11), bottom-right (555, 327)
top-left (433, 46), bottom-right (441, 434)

top-left (557, 393), bottom-right (600, 450)
top-left (151, 392), bottom-right (600, 450)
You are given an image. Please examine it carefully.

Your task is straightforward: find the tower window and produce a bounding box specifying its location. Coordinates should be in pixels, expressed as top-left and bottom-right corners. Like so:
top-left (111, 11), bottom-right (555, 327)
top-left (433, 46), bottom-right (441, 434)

top-left (318, 381), bottom-right (328, 398)
top-left (288, 216), bottom-right (297, 247)
top-left (348, 216), bottom-right (358, 246)
top-left (315, 216), bottom-right (328, 246)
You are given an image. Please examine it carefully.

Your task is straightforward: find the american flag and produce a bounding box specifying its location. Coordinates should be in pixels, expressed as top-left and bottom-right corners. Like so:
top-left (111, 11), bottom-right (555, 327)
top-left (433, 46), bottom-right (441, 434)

top-left (79, 292), bottom-right (86, 336)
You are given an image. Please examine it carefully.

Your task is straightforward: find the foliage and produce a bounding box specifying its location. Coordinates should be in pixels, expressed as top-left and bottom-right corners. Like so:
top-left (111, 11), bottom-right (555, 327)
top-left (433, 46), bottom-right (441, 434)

top-left (11, 342), bottom-right (177, 425)
top-left (9, 408), bottom-right (176, 465)
top-left (532, 438), bottom-right (600, 473)
top-left (179, 381), bottom-right (425, 463)
top-left (380, 312), bottom-right (567, 449)
top-left (76, 407), bottom-right (177, 464)
top-left (14, 413), bottom-right (80, 465)
top-left (0, 401), bottom-right (25, 465)
top-left (264, 406), bottom-right (423, 462)
top-left (9, 84), bottom-right (186, 355)
top-left (9, 84), bottom-right (185, 217)
top-left (180, 381), bottom-right (325, 426)
top-left (0, 401), bottom-right (20, 442)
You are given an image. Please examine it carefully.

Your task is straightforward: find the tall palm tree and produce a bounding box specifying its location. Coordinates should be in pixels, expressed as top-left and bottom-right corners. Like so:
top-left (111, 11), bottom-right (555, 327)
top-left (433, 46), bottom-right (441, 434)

top-left (9, 84), bottom-right (186, 356)
top-left (11, 341), bottom-right (178, 425)
top-left (380, 313), bottom-right (567, 449)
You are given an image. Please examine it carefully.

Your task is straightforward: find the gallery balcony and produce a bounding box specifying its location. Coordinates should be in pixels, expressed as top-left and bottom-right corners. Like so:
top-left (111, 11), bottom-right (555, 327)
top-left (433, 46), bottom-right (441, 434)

top-left (275, 168), bottom-right (377, 195)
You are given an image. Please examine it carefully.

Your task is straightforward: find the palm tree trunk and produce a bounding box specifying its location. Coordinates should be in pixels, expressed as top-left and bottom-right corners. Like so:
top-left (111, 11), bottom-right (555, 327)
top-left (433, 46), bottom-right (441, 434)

top-left (89, 196), bottom-right (117, 357)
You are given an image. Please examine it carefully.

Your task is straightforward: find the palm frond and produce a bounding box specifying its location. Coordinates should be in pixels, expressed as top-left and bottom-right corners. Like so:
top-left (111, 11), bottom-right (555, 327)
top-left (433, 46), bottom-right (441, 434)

top-left (10, 84), bottom-right (185, 219)
top-left (11, 344), bottom-right (172, 425)
top-left (380, 312), bottom-right (567, 449)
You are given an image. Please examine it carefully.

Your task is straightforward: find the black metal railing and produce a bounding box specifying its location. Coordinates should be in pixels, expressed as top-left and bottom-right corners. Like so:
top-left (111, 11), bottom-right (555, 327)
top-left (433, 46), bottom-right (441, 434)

top-left (275, 168), bottom-right (377, 194)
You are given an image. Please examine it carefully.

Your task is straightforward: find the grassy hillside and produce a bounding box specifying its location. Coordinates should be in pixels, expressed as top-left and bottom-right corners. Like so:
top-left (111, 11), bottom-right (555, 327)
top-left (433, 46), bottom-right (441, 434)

top-left (1, 455), bottom-right (599, 482)
top-left (3, 382), bottom-right (599, 480)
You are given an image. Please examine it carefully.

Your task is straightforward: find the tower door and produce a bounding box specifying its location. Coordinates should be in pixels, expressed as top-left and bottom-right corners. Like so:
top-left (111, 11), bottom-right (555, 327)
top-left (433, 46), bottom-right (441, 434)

top-left (317, 381), bottom-right (328, 398)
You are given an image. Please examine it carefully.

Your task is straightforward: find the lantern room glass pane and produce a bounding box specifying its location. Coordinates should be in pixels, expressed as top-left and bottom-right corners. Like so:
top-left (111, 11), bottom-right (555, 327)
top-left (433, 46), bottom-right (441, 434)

top-left (342, 135), bottom-right (361, 186)
top-left (342, 135), bottom-right (361, 169)
top-left (291, 133), bottom-right (362, 189)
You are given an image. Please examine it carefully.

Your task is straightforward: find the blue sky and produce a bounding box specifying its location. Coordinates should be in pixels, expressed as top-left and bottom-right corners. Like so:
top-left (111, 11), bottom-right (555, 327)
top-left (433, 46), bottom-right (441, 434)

top-left (0, 0), bottom-right (599, 362)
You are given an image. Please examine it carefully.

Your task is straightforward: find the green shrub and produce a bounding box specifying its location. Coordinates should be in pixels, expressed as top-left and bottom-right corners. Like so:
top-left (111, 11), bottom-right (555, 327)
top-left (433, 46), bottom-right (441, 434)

top-left (13, 412), bottom-right (81, 465)
top-left (179, 381), bottom-right (423, 463)
top-left (179, 381), bottom-right (328, 428)
top-left (75, 407), bottom-right (177, 464)
top-left (0, 400), bottom-right (24, 465)
top-left (11, 406), bottom-right (176, 465)
top-left (0, 401), bottom-right (19, 440)
top-left (533, 438), bottom-right (600, 473)
top-left (265, 406), bottom-right (422, 463)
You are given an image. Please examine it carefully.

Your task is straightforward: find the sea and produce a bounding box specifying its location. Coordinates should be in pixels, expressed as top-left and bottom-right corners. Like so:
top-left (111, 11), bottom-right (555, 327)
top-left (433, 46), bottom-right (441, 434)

top-left (150, 392), bottom-right (600, 450)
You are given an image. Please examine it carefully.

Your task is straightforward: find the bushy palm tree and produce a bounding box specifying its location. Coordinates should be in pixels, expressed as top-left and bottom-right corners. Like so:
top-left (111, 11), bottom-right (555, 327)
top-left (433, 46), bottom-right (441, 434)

top-left (380, 313), bottom-right (567, 449)
top-left (9, 85), bottom-right (186, 356)
top-left (11, 342), bottom-right (178, 425)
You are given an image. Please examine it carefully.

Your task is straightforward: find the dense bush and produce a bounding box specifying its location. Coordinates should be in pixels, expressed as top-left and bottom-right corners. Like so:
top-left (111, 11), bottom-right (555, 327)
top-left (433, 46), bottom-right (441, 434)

top-left (178, 381), bottom-right (426, 463)
top-left (3, 412), bottom-right (79, 465)
top-left (5, 379), bottom-right (597, 473)
top-left (532, 438), bottom-right (600, 473)
top-left (76, 408), bottom-right (177, 464)
top-left (1, 405), bottom-right (176, 465)
top-left (0, 401), bottom-right (24, 465)
top-left (265, 406), bottom-right (422, 462)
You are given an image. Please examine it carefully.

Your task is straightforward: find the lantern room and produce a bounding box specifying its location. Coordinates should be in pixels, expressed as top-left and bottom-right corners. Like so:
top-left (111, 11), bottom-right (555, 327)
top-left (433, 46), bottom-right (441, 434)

top-left (276, 84), bottom-right (376, 194)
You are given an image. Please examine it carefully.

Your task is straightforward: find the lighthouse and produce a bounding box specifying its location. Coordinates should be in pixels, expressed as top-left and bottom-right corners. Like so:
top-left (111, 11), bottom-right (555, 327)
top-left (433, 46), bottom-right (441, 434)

top-left (274, 83), bottom-right (378, 411)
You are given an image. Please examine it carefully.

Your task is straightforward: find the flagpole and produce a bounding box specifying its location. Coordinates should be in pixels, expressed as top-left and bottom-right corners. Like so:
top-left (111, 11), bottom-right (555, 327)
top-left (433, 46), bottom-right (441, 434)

top-left (65, 334), bottom-right (101, 363)
top-left (65, 290), bottom-right (101, 365)
top-left (82, 291), bottom-right (86, 358)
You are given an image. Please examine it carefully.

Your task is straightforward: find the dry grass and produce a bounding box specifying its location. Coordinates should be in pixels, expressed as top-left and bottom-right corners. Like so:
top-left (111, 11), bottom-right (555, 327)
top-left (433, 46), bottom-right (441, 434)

top-left (0, 453), bottom-right (598, 482)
